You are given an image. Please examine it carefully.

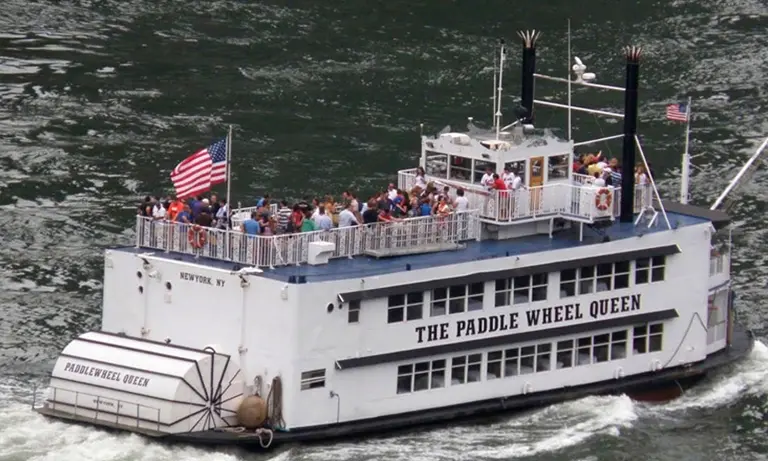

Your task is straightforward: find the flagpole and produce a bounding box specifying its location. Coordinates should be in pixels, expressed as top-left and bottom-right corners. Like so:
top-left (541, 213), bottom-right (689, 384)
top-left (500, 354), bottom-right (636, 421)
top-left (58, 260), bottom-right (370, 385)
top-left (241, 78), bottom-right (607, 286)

top-left (680, 96), bottom-right (692, 204)
top-left (225, 125), bottom-right (233, 259)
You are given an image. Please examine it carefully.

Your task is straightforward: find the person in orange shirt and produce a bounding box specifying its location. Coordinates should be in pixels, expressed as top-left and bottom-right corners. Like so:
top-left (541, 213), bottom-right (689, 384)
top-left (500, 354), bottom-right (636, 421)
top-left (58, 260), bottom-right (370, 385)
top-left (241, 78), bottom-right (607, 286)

top-left (167, 196), bottom-right (184, 222)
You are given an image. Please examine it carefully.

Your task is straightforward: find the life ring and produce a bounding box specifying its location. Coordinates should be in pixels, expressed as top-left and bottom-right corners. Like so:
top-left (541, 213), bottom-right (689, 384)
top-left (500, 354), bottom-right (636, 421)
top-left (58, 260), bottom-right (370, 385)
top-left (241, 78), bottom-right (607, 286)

top-left (187, 225), bottom-right (207, 249)
top-left (595, 188), bottom-right (612, 211)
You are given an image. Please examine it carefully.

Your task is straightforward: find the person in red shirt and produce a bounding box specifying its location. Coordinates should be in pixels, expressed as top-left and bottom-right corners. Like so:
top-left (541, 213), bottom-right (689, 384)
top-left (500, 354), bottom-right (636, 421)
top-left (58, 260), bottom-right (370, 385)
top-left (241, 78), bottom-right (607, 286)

top-left (167, 196), bottom-right (184, 222)
top-left (492, 173), bottom-right (509, 220)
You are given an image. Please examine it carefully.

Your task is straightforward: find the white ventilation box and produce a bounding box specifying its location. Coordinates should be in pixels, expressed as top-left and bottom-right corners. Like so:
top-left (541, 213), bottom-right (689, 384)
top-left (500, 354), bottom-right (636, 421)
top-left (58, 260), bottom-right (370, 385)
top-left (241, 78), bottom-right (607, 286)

top-left (45, 331), bottom-right (244, 434)
top-left (307, 241), bottom-right (336, 265)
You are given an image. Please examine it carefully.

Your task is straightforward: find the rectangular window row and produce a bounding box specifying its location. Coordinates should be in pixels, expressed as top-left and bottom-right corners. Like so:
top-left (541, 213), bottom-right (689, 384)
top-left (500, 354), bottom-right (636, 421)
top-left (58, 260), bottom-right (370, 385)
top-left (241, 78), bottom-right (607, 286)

top-left (560, 256), bottom-right (665, 298)
top-left (376, 256), bottom-right (669, 325)
top-left (386, 283), bottom-right (485, 324)
top-left (394, 322), bottom-right (664, 394)
top-left (494, 273), bottom-right (548, 307)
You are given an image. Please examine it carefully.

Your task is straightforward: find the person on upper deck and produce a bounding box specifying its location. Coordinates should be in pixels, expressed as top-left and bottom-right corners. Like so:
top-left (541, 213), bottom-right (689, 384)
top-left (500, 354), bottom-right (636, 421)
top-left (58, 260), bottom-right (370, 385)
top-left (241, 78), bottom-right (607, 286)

top-left (313, 206), bottom-right (333, 231)
top-left (301, 209), bottom-right (316, 232)
top-left (241, 211), bottom-right (261, 235)
top-left (338, 202), bottom-right (359, 227)
top-left (454, 189), bottom-right (469, 211)
top-left (414, 166), bottom-right (427, 192)
top-left (592, 171), bottom-right (606, 187)
top-left (362, 200), bottom-right (379, 224)
top-left (481, 167), bottom-right (494, 191)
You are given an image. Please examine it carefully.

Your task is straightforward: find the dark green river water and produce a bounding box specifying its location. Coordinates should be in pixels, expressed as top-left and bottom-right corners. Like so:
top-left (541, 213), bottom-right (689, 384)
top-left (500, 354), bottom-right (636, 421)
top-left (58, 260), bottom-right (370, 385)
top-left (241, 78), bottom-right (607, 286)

top-left (1, 1), bottom-right (768, 460)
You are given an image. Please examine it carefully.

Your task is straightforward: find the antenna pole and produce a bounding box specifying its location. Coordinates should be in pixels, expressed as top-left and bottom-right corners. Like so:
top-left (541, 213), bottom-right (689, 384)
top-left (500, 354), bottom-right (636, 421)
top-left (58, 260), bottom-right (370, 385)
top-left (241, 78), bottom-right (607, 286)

top-left (224, 125), bottom-right (233, 259)
top-left (495, 40), bottom-right (505, 140)
top-left (680, 96), bottom-right (692, 204)
top-left (492, 50), bottom-right (498, 132)
top-left (567, 19), bottom-right (572, 141)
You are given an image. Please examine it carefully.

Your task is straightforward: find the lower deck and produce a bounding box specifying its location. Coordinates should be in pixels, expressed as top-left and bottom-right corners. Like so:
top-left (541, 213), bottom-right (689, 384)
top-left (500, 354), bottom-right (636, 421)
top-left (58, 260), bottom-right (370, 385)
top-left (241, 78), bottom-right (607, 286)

top-left (35, 323), bottom-right (754, 448)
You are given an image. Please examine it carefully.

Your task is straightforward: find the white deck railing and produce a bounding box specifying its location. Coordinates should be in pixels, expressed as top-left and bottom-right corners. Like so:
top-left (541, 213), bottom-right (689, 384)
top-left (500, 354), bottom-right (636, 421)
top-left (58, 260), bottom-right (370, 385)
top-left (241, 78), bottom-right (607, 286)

top-left (135, 209), bottom-right (480, 268)
top-left (573, 172), bottom-right (649, 212)
top-left (399, 168), bottom-right (652, 223)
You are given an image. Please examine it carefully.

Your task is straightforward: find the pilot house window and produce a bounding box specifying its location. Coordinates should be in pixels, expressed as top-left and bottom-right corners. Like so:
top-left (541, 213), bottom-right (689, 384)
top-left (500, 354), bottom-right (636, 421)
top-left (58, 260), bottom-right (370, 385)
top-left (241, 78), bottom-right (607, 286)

top-left (449, 156), bottom-right (472, 182)
top-left (388, 292), bottom-right (424, 323)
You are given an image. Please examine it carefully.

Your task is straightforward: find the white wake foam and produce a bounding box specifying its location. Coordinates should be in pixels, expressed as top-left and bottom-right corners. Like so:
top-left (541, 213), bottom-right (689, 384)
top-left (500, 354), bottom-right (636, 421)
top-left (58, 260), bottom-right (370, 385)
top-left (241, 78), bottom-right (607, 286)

top-left (657, 340), bottom-right (768, 412)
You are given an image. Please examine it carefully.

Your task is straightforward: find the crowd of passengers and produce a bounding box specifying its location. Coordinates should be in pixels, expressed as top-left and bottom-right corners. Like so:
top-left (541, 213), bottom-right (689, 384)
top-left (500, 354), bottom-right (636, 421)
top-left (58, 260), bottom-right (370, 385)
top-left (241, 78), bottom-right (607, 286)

top-left (137, 153), bottom-right (655, 237)
top-left (137, 179), bottom-right (472, 237)
top-left (572, 150), bottom-right (654, 188)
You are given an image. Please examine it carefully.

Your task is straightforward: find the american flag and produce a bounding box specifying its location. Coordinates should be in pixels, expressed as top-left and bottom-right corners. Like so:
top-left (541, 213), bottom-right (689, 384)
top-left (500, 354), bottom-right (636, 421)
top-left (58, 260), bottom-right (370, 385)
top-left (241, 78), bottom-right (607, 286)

top-left (666, 103), bottom-right (689, 122)
top-left (170, 137), bottom-right (228, 199)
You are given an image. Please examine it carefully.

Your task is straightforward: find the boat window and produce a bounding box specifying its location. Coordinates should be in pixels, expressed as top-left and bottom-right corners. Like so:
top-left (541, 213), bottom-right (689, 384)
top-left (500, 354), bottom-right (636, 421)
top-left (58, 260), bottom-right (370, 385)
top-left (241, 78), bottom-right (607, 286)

top-left (548, 154), bottom-right (569, 180)
top-left (425, 151), bottom-right (447, 178)
top-left (449, 156), bottom-right (472, 182)
top-left (559, 269), bottom-right (576, 298)
top-left (486, 351), bottom-right (503, 379)
top-left (593, 334), bottom-right (610, 362)
top-left (611, 331), bottom-right (628, 360)
top-left (432, 283), bottom-right (484, 316)
top-left (348, 300), bottom-right (360, 323)
top-left (504, 160), bottom-right (526, 184)
top-left (556, 340), bottom-right (574, 369)
top-left (635, 256), bottom-right (666, 285)
top-left (300, 369), bottom-right (326, 390)
top-left (450, 354), bottom-right (482, 385)
top-left (495, 272), bottom-right (548, 306)
top-left (395, 359), bottom-right (445, 394)
top-left (387, 292), bottom-right (424, 324)
top-left (473, 159), bottom-right (495, 184)
top-left (578, 266), bottom-right (596, 295)
top-left (632, 322), bottom-right (664, 354)
top-left (535, 343), bottom-right (551, 372)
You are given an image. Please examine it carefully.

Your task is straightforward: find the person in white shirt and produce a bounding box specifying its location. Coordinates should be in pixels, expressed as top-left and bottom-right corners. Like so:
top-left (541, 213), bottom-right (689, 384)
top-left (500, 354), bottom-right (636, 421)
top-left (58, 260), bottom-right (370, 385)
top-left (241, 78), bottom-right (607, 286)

top-left (502, 167), bottom-right (515, 189)
top-left (511, 174), bottom-right (522, 190)
top-left (387, 183), bottom-right (398, 201)
top-left (414, 166), bottom-right (428, 191)
top-left (480, 167), bottom-right (494, 191)
top-left (454, 189), bottom-right (469, 211)
top-left (592, 171), bottom-right (606, 187)
top-left (152, 201), bottom-right (166, 220)
top-left (338, 202), bottom-right (359, 227)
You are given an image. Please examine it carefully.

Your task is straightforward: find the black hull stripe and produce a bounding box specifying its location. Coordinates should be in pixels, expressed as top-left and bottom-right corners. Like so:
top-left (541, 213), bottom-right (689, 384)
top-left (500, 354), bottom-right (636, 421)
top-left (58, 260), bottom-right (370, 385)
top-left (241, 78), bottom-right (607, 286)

top-left (337, 244), bottom-right (680, 302)
top-left (336, 309), bottom-right (678, 369)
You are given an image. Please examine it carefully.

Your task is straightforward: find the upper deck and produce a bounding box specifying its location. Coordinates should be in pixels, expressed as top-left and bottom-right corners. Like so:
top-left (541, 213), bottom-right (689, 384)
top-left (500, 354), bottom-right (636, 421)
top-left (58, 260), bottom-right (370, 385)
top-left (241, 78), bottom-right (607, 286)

top-left (129, 203), bottom-right (719, 283)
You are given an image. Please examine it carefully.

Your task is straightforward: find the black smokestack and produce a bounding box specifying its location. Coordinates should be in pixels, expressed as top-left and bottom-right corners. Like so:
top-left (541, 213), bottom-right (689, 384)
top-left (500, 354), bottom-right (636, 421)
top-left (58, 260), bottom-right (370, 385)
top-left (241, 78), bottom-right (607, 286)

top-left (517, 30), bottom-right (540, 124)
top-left (620, 46), bottom-right (641, 222)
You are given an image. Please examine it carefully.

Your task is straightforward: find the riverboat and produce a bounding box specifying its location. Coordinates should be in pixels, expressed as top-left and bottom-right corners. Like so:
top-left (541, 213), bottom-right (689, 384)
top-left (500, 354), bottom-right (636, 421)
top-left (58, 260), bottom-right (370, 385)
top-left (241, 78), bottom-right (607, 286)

top-left (34, 29), bottom-right (759, 450)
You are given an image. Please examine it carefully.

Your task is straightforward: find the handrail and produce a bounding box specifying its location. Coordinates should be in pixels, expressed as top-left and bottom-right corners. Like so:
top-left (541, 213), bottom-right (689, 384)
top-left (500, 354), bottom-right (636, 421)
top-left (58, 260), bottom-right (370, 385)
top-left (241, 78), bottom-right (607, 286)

top-left (47, 385), bottom-right (161, 431)
top-left (711, 136), bottom-right (768, 211)
top-left (136, 209), bottom-right (480, 268)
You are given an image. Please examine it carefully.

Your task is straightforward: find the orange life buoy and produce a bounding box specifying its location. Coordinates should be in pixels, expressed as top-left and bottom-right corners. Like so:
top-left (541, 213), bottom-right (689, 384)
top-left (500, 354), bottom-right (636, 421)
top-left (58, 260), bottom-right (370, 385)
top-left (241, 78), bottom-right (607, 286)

top-left (187, 225), bottom-right (207, 249)
top-left (595, 188), bottom-right (612, 211)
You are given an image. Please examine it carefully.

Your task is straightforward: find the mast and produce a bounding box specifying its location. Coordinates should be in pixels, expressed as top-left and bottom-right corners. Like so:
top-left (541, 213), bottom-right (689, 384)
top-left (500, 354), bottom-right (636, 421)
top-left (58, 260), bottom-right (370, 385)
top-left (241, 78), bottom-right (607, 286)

top-left (567, 19), bottom-right (572, 140)
top-left (680, 96), bottom-right (692, 204)
top-left (492, 50), bottom-right (498, 132)
top-left (495, 40), bottom-right (505, 140)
